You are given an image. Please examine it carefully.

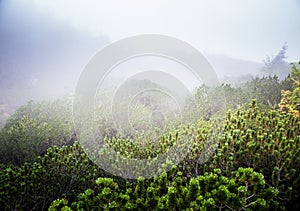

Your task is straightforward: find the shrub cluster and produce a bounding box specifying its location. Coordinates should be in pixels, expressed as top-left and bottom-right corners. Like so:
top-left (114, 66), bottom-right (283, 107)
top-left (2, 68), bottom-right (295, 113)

top-left (0, 101), bottom-right (298, 210)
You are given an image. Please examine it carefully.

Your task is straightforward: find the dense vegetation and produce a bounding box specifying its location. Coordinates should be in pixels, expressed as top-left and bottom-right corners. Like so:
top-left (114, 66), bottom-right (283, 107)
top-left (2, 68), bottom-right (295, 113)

top-left (0, 63), bottom-right (299, 210)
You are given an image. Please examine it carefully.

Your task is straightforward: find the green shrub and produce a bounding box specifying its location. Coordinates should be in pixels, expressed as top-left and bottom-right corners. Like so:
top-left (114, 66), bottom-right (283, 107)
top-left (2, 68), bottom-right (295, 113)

top-left (49, 167), bottom-right (278, 210)
top-left (0, 142), bottom-right (104, 210)
top-left (0, 99), bottom-right (75, 165)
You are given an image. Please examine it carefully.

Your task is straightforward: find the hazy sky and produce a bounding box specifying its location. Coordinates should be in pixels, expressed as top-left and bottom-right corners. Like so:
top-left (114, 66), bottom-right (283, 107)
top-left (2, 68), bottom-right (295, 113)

top-left (30, 0), bottom-right (300, 62)
top-left (0, 0), bottom-right (299, 108)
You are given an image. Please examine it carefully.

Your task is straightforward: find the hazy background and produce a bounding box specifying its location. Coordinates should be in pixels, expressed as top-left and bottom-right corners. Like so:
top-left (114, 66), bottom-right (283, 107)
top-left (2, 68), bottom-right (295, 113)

top-left (0, 0), bottom-right (299, 124)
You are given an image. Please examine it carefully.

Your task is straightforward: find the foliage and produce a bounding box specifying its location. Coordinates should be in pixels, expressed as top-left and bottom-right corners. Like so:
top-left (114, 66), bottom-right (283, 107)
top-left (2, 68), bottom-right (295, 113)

top-left (49, 167), bottom-right (278, 210)
top-left (262, 43), bottom-right (290, 79)
top-left (203, 102), bottom-right (300, 210)
top-left (0, 142), bottom-right (104, 210)
top-left (0, 99), bottom-right (75, 165)
top-left (0, 65), bottom-right (299, 210)
top-left (279, 62), bottom-right (300, 116)
top-left (0, 100), bottom-right (297, 210)
top-left (186, 74), bottom-right (293, 120)
top-left (242, 76), bottom-right (282, 108)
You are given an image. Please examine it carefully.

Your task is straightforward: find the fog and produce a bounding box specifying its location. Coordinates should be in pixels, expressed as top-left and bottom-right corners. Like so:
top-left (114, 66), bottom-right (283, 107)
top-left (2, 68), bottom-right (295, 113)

top-left (0, 0), bottom-right (108, 109)
top-left (0, 0), bottom-right (299, 126)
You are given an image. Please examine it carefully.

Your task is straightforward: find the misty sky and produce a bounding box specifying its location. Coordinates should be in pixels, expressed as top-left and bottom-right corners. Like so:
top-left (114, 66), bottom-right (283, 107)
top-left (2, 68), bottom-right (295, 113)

top-left (31, 0), bottom-right (300, 61)
top-left (0, 0), bottom-right (299, 109)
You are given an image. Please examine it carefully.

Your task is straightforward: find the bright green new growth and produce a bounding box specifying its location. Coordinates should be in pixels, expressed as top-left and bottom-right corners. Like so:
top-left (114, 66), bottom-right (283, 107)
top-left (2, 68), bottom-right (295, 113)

top-left (0, 63), bottom-right (299, 210)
